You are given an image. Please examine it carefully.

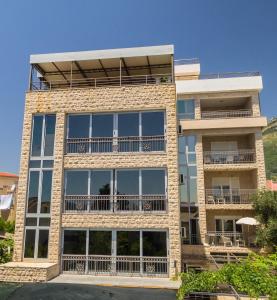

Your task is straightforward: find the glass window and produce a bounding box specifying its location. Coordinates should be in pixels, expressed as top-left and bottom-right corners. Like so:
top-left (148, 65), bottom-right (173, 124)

top-left (116, 170), bottom-right (139, 195)
top-left (178, 136), bottom-right (186, 153)
top-left (63, 230), bottom-right (86, 255)
top-left (31, 116), bottom-right (43, 156)
top-left (188, 153), bottom-right (196, 164)
top-left (142, 170), bottom-right (165, 194)
top-left (42, 160), bottom-right (54, 168)
top-left (91, 171), bottom-right (111, 195)
top-left (40, 171), bottom-right (52, 213)
top-left (44, 115), bottom-right (56, 156)
top-left (180, 183), bottom-right (188, 203)
top-left (65, 171), bottom-right (88, 195)
top-left (117, 231), bottom-right (140, 256)
top-left (25, 218), bottom-right (37, 226)
top-left (187, 135), bottom-right (196, 152)
top-left (92, 114), bottom-right (113, 137)
top-left (189, 178), bottom-right (197, 203)
top-left (177, 100), bottom-right (195, 119)
top-left (118, 113), bottom-right (139, 137)
top-left (37, 229), bottom-right (49, 258)
top-left (141, 112), bottom-right (164, 136)
top-left (89, 231), bottom-right (112, 255)
top-left (27, 171), bottom-right (40, 213)
top-left (189, 166), bottom-right (197, 177)
top-left (39, 218), bottom-right (51, 226)
top-left (143, 231), bottom-right (167, 257)
top-left (24, 229), bottom-right (36, 258)
top-left (68, 115), bottom-right (90, 138)
top-left (29, 160), bottom-right (41, 168)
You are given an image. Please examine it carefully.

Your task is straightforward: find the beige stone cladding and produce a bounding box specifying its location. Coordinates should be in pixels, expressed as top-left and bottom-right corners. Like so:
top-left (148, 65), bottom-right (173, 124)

top-left (13, 84), bottom-right (181, 278)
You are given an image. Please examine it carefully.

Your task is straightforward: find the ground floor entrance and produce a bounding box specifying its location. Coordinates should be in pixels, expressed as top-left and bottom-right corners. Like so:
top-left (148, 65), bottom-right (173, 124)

top-left (61, 229), bottom-right (169, 277)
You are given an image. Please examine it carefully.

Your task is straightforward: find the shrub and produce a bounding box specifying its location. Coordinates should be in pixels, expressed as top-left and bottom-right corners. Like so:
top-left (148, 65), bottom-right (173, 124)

top-left (0, 237), bottom-right (14, 264)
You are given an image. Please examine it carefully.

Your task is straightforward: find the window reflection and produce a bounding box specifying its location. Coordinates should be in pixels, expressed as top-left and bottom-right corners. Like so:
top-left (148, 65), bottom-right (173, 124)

top-left (27, 171), bottom-right (40, 213)
top-left (63, 230), bottom-right (86, 255)
top-left (24, 229), bottom-right (36, 258)
top-left (40, 171), bottom-right (52, 213)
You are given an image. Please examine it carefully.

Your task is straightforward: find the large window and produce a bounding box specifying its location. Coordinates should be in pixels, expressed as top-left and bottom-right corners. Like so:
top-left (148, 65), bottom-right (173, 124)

top-left (177, 99), bottom-right (195, 120)
top-left (66, 111), bottom-right (165, 153)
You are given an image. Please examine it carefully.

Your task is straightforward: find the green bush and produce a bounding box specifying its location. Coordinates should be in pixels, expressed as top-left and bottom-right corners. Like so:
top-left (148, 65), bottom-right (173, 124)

top-left (0, 237), bottom-right (14, 264)
top-left (0, 218), bottom-right (15, 234)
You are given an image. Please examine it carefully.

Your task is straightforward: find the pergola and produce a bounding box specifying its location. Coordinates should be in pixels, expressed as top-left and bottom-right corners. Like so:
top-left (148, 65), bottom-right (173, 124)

top-left (29, 45), bottom-right (174, 90)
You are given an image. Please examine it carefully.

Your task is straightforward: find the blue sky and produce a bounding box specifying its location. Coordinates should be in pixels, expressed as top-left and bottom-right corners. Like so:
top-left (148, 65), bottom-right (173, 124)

top-left (0, 0), bottom-right (276, 173)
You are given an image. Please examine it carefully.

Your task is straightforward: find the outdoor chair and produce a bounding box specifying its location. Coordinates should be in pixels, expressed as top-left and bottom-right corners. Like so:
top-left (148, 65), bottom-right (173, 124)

top-left (220, 236), bottom-right (233, 247)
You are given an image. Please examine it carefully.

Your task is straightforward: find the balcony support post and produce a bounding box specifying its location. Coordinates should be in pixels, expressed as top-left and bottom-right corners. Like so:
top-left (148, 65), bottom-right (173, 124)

top-left (119, 58), bottom-right (122, 86)
top-left (70, 61), bottom-right (73, 88)
top-left (28, 64), bottom-right (33, 91)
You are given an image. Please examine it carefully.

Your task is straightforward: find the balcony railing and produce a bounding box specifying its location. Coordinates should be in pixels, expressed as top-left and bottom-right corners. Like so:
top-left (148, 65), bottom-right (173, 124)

top-left (182, 234), bottom-right (201, 245)
top-left (205, 189), bottom-right (256, 205)
top-left (31, 74), bottom-right (173, 91)
top-left (63, 195), bottom-right (167, 213)
top-left (206, 232), bottom-right (246, 247)
top-left (199, 72), bottom-right (260, 79)
top-left (201, 109), bottom-right (252, 119)
top-left (203, 149), bottom-right (256, 164)
top-left (62, 255), bottom-right (168, 277)
top-left (66, 135), bottom-right (165, 154)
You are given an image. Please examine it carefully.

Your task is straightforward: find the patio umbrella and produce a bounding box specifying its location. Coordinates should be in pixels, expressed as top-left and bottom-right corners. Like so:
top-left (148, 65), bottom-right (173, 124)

top-left (236, 217), bottom-right (260, 225)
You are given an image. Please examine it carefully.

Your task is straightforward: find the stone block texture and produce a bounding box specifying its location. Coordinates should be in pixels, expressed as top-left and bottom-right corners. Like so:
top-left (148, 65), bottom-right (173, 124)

top-left (13, 84), bottom-right (181, 278)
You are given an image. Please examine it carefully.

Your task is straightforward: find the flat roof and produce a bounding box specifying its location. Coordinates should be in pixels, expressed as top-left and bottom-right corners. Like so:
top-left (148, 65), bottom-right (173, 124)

top-left (30, 45), bottom-right (174, 64)
top-left (0, 172), bottom-right (18, 178)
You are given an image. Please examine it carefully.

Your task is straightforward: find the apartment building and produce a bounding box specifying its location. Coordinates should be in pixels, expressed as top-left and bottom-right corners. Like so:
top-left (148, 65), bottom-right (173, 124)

top-left (0, 45), bottom-right (267, 282)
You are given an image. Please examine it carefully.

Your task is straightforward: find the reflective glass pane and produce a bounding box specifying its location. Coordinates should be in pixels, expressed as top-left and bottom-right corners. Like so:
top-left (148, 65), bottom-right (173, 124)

top-left (178, 154), bottom-right (186, 165)
top-left (68, 115), bottom-right (90, 138)
top-left (39, 218), bottom-right (51, 226)
top-left (141, 112), bottom-right (164, 136)
top-left (177, 100), bottom-right (186, 114)
top-left (180, 183), bottom-right (188, 203)
top-left (92, 114), bottom-right (113, 137)
top-left (40, 171), bottom-right (52, 213)
top-left (29, 160), bottom-right (41, 168)
top-left (216, 219), bottom-right (222, 232)
top-left (65, 171), bottom-right (88, 195)
top-left (25, 218), bottom-right (37, 226)
top-left (91, 171), bottom-right (111, 195)
top-left (142, 170), bottom-right (165, 194)
top-left (118, 113), bottom-right (139, 137)
top-left (31, 115), bottom-right (43, 156)
top-left (188, 153), bottom-right (196, 164)
top-left (44, 115), bottom-right (56, 156)
top-left (189, 178), bottom-right (197, 203)
top-left (89, 231), bottom-right (112, 255)
top-left (116, 170), bottom-right (139, 195)
top-left (117, 231), bottom-right (140, 256)
top-left (27, 171), bottom-right (40, 213)
top-left (24, 229), bottom-right (36, 258)
top-left (178, 136), bottom-right (186, 152)
top-left (187, 136), bottom-right (196, 152)
top-left (224, 220), bottom-right (234, 232)
top-left (42, 160), bottom-right (54, 168)
top-left (189, 166), bottom-right (197, 177)
top-left (143, 231), bottom-right (167, 257)
top-left (37, 229), bottom-right (49, 258)
top-left (63, 230), bottom-right (86, 255)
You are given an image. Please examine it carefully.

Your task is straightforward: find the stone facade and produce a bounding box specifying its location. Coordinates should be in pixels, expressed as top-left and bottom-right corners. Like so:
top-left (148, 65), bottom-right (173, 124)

top-left (12, 84), bottom-right (181, 278)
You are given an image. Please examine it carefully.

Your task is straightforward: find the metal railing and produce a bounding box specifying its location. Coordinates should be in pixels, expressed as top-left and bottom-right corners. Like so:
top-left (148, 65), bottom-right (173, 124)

top-left (66, 135), bottom-right (165, 154)
top-left (63, 195), bottom-right (167, 213)
top-left (203, 149), bottom-right (256, 164)
top-left (62, 255), bottom-right (168, 277)
top-left (201, 109), bottom-right (252, 119)
top-left (205, 189), bottom-right (256, 205)
top-left (31, 74), bottom-right (173, 91)
top-left (206, 232), bottom-right (246, 247)
top-left (174, 58), bottom-right (200, 65)
top-left (199, 71), bottom-right (260, 79)
top-left (182, 234), bottom-right (201, 245)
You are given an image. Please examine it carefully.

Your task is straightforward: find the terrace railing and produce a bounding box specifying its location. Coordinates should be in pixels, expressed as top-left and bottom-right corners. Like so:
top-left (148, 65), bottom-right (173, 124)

top-left (66, 135), bottom-right (165, 154)
top-left (31, 74), bottom-right (173, 91)
top-left (206, 232), bottom-right (246, 247)
top-left (198, 71), bottom-right (260, 79)
top-left (205, 189), bottom-right (256, 205)
top-left (201, 109), bottom-right (252, 119)
top-left (62, 255), bottom-right (168, 277)
top-left (181, 234), bottom-right (201, 245)
top-left (203, 149), bottom-right (256, 164)
top-left (63, 194), bottom-right (167, 213)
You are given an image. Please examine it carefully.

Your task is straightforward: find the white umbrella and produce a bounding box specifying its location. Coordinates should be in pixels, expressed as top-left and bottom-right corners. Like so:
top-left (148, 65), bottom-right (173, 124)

top-left (236, 217), bottom-right (260, 225)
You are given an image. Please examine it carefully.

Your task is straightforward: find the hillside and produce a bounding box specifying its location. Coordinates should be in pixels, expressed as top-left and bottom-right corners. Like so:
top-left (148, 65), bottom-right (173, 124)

top-left (263, 117), bottom-right (277, 180)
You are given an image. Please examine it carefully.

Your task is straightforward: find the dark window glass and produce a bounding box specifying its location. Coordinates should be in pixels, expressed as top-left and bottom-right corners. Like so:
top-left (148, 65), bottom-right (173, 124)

top-left (29, 160), bottom-right (41, 168)
top-left (141, 112), bottom-right (164, 136)
top-left (177, 100), bottom-right (195, 120)
top-left (63, 230), bottom-right (86, 255)
top-left (187, 136), bottom-right (196, 152)
top-left (68, 115), bottom-right (90, 138)
top-left (143, 231), bottom-right (167, 257)
top-left (65, 171), bottom-right (88, 195)
top-left (24, 229), bottom-right (36, 258)
top-left (42, 160), bottom-right (54, 168)
top-left (89, 231), bottom-right (112, 255)
top-left (37, 230), bottom-right (49, 258)
top-left (92, 114), bottom-right (113, 137)
top-left (116, 170), bottom-right (139, 195)
top-left (25, 218), bottom-right (37, 226)
top-left (91, 171), bottom-right (111, 195)
top-left (141, 170), bottom-right (165, 194)
top-left (44, 115), bottom-right (56, 156)
top-left (118, 113), bottom-right (139, 137)
top-left (31, 116), bottom-right (43, 156)
top-left (117, 231), bottom-right (140, 256)
top-left (39, 218), bottom-right (51, 226)
top-left (27, 171), bottom-right (40, 213)
top-left (40, 171), bottom-right (52, 213)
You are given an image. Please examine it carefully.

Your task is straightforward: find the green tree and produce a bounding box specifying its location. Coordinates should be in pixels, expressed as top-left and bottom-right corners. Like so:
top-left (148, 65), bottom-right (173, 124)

top-left (252, 190), bottom-right (277, 249)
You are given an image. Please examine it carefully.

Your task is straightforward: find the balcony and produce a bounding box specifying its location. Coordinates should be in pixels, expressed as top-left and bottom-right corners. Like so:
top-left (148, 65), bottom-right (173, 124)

top-left (62, 255), bottom-right (168, 277)
top-left (205, 189), bottom-right (256, 205)
top-left (201, 109), bottom-right (252, 119)
top-left (203, 149), bottom-right (256, 164)
top-left (66, 135), bottom-right (165, 154)
top-left (63, 195), bottom-right (167, 213)
top-left (206, 232), bottom-right (253, 248)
